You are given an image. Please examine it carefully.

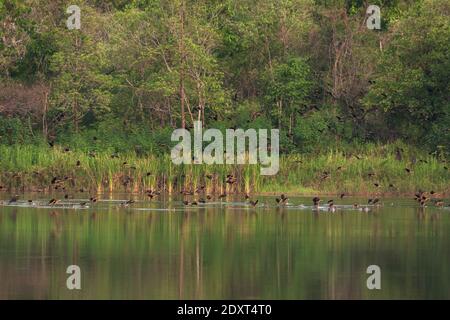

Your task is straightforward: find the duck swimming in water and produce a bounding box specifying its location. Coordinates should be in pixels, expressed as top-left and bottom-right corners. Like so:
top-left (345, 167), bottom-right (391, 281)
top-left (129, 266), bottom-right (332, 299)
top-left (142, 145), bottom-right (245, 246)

top-left (8, 195), bottom-right (19, 204)
top-left (313, 197), bottom-right (321, 206)
top-left (328, 202), bottom-right (336, 213)
top-left (48, 198), bottom-right (59, 206)
top-left (312, 197), bottom-right (321, 211)
top-left (276, 194), bottom-right (288, 205)
top-left (249, 199), bottom-right (259, 207)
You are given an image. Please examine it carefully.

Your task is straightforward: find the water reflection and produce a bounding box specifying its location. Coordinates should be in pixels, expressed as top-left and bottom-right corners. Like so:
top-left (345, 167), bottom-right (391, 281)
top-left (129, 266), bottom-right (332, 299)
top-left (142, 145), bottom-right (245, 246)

top-left (0, 195), bottom-right (449, 299)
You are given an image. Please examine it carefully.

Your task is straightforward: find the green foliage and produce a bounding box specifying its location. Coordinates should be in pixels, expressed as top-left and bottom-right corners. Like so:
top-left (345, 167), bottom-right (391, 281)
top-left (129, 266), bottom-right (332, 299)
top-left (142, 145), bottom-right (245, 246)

top-left (0, 143), bottom-right (448, 194)
top-left (264, 57), bottom-right (314, 116)
top-left (52, 118), bottom-right (174, 155)
top-left (292, 111), bottom-right (330, 152)
top-left (0, 117), bottom-right (31, 144)
top-left (363, 0), bottom-right (450, 149)
top-left (0, 0), bottom-right (32, 77)
top-left (0, 0), bottom-right (448, 156)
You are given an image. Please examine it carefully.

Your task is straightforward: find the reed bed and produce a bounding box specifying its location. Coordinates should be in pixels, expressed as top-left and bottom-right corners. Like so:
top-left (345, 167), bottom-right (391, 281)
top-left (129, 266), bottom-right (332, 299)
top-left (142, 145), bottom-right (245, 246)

top-left (0, 144), bottom-right (448, 196)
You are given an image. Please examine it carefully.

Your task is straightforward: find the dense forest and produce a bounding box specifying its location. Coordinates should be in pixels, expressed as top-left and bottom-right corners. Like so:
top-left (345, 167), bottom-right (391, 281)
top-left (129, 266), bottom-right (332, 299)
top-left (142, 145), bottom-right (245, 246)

top-left (0, 0), bottom-right (449, 194)
top-left (1, 0), bottom-right (448, 153)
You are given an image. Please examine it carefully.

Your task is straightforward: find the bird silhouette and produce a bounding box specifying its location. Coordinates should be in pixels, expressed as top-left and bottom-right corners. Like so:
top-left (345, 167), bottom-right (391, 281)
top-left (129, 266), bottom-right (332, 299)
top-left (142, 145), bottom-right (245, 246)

top-left (313, 197), bottom-right (321, 206)
top-left (8, 195), bottom-right (19, 204)
top-left (328, 202), bottom-right (336, 213)
top-left (48, 198), bottom-right (59, 206)
top-left (226, 175), bottom-right (237, 184)
top-left (276, 194), bottom-right (288, 205)
top-left (183, 200), bottom-right (198, 206)
top-left (249, 199), bottom-right (259, 207)
top-left (434, 200), bottom-right (444, 207)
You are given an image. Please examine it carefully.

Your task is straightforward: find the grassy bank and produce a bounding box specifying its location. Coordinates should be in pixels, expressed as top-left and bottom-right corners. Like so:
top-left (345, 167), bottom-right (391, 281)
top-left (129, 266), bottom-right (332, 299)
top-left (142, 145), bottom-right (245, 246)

top-left (0, 144), bottom-right (448, 196)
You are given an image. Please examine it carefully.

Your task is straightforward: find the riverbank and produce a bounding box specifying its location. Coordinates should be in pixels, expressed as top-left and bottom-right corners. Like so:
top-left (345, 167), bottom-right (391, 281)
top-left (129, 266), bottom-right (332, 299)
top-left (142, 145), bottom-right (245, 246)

top-left (0, 144), bottom-right (448, 196)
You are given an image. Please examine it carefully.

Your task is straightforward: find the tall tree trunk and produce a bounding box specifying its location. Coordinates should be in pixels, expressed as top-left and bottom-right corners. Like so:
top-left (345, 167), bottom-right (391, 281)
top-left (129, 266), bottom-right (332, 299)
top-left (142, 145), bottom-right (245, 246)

top-left (42, 84), bottom-right (49, 139)
top-left (73, 97), bottom-right (79, 133)
top-left (179, 0), bottom-right (186, 129)
top-left (277, 99), bottom-right (282, 128)
top-left (196, 79), bottom-right (205, 127)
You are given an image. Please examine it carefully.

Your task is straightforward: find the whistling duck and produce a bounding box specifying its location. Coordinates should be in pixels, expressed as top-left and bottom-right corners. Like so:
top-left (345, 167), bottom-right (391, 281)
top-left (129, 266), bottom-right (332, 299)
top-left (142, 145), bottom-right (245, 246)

top-left (8, 195), bottom-right (19, 204)
top-left (434, 200), bottom-right (444, 207)
top-left (313, 197), bottom-right (321, 208)
top-left (328, 202), bottom-right (336, 213)
top-left (249, 200), bottom-right (259, 207)
top-left (276, 194), bottom-right (288, 205)
top-left (48, 198), bottom-right (59, 206)
top-left (183, 200), bottom-right (198, 206)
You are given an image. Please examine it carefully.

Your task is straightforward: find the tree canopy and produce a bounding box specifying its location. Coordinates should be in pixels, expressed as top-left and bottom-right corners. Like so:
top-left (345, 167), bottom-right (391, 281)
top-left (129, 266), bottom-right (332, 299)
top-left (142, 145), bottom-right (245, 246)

top-left (0, 0), bottom-right (448, 155)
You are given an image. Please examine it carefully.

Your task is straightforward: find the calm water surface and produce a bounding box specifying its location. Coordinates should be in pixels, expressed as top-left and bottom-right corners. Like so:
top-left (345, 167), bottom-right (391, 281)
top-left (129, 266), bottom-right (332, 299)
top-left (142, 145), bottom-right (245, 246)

top-left (0, 194), bottom-right (449, 299)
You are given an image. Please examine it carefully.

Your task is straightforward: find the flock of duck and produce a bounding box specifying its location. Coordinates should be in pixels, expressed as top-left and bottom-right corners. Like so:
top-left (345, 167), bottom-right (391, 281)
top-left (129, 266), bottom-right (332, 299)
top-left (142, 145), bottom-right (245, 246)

top-left (180, 191), bottom-right (449, 213)
top-left (0, 188), bottom-right (448, 213)
top-left (1, 143), bottom-right (448, 212)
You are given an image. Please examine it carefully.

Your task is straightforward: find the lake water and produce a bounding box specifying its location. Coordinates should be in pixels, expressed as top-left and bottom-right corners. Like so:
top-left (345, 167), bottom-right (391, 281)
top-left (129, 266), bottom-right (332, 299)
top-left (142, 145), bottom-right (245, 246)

top-left (0, 194), bottom-right (449, 299)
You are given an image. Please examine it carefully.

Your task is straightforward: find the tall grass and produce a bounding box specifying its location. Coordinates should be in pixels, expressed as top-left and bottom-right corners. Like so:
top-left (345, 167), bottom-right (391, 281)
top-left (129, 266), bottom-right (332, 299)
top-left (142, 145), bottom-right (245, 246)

top-left (0, 144), bottom-right (448, 195)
